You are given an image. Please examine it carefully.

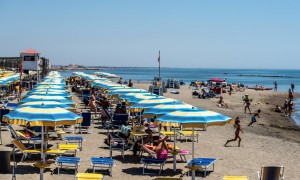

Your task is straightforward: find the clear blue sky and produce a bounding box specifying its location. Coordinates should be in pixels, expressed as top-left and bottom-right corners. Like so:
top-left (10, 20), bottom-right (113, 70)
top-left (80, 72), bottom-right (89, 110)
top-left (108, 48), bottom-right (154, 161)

top-left (0, 0), bottom-right (299, 69)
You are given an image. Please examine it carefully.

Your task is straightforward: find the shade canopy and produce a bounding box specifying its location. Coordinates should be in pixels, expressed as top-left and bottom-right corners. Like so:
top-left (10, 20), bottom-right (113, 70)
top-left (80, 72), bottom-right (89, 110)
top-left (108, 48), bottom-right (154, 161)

top-left (3, 106), bottom-right (82, 126)
top-left (18, 101), bottom-right (76, 112)
top-left (143, 104), bottom-right (200, 118)
top-left (19, 95), bottom-right (75, 106)
top-left (156, 110), bottom-right (232, 128)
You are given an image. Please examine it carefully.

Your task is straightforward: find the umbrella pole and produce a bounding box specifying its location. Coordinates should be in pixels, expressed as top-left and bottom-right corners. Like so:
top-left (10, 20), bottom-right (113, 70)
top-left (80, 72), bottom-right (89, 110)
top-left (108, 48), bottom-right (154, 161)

top-left (40, 126), bottom-right (44, 180)
top-left (173, 126), bottom-right (176, 172)
top-left (191, 127), bottom-right (195, 180)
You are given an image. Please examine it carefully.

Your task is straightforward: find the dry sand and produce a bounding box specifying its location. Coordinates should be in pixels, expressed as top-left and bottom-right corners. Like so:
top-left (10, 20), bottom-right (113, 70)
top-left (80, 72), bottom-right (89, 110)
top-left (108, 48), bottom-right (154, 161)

top-left (0, 84), bottom-right (299, 180)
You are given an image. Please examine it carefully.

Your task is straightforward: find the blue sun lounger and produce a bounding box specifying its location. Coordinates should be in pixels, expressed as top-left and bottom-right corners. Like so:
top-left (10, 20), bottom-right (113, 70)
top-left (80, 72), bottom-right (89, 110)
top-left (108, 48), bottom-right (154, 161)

top-left (90, 157), bottom-right (115, 176)
top-left (56, 156), bottom-right (81, 175)
top-left (186, 158), bottom-right (216, 177)
top-left (141, 158), bottom-right (167, 175)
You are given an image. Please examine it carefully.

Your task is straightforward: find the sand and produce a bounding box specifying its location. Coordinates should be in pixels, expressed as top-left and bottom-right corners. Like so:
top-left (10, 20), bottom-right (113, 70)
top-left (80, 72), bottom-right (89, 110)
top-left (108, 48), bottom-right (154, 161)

top-left (0, 84), bottom-right (299, 180)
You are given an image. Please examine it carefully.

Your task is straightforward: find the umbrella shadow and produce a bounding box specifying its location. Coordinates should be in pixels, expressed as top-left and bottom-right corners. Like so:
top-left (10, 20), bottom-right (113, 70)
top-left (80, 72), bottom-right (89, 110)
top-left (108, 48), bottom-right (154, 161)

top-left (122, 167), bottom-right (183, 176)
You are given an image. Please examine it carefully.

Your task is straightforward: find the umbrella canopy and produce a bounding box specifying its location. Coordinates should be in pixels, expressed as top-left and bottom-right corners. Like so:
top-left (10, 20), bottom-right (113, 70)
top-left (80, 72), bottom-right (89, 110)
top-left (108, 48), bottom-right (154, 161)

top-left (19, 95), bottom-right (75, 106)
top-left (3, 106), bottom-right (82, 126)
top-left (130, 98), bottom-right (181, 110)
top-left (156, 110), bottom-right (232, 128)
top-left (209, 78), bottom-right (225, 82)
top-left (35, 85), bottom-right (67, 89)
top-left (143, 104), bottom-right (200, 118)
top-left (108, 88), bottom-right (148, 95)
top-left (30, 89), bottom-right (67, 93)
top-left (18, 101), bottom-right (76, 112)
top-left (25, 91), bottom-right (72, 98)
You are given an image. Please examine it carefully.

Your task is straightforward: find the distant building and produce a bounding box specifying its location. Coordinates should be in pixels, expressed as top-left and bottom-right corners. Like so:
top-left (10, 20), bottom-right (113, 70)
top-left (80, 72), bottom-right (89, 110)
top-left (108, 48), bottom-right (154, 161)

top-left (0, 57), bottom-right (21, 71)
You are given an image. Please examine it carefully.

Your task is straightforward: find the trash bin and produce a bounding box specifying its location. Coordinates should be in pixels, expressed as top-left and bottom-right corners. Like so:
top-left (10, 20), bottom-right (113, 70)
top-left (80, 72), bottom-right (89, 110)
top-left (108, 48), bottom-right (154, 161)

top-left (0, 151), bottom-right (11, 173)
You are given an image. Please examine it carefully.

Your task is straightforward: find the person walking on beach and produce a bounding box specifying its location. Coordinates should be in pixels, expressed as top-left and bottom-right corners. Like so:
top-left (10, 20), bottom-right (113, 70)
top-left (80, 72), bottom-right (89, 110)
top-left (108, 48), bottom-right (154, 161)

top-left (288, 89), bottom-right (294, 100)
top-left (291, 83), bottom-right (295, 92)
top-left (243, 94), bottom-right (251, 114)
top-left (283, 99), bottom-right (289, 116)
top-left (274, 81), bottom-right (278, 91)
top-left (288, 99), bottom-right (294, 117)
top-left (225, 117), bottom-right (243, 147)
top-left (248, 109), bottom-right (261, 126)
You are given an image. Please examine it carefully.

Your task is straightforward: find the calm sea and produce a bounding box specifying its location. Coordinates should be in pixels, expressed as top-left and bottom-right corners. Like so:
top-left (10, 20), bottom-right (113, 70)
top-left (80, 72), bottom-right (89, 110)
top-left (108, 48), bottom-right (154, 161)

top-left (59, 68), bottom-right (300, 125)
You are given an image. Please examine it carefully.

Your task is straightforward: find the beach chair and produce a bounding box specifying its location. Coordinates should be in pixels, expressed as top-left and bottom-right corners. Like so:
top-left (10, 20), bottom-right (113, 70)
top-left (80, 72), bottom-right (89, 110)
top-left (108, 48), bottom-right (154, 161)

top-left (112, 113), bottom-right (129, 127)
top-left (56, 156), bottom-right (80, 175)
top-left (75, 173), bottom-right (104, 180)
top-left (0, 108), bottom-right (10, 126)
top-left (79, 112), bottom-right (92, 134)
top-left (221, 176), bottom-right (249, 180)
top-left (141, 158), bottom-right (167, 175)
top-left (64, 136), bottom-right (84, 151)
top-left (0, 108), bottom-right (10, 145)
top-left (90, 157), bottom-right (115, 176)
top-left (160, 131), bottom-right (177, 142)
top-left (185, 158), bottom-right (217, 177)
top-left (58, 144), bottom-right (79, 157)
top-left (257, 166), bottom-right (284, 180)
top-left (178, 130), bottom-right (199, 142)
top-left (107, 133), bottom-right (126, 159)
top-left (12, 139), bottom-right (65, 162)
top-left (7, 125), bottom-right (43, 149)
top-left (82, 89), bottom-right (91, 100)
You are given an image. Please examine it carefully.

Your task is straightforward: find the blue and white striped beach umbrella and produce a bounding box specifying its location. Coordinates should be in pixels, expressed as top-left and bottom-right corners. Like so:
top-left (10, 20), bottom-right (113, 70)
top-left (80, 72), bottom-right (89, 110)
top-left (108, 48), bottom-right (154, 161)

top-left (19, 95), bottom-right (75, 106)
top-left (156, 110), bottom-right (232, 179)
top-left (3, 106), bottom-right (82, 180)
top-left (18, 101), bottom-right (76, 112)
top-left (143, 104), bottom-right (200, 118)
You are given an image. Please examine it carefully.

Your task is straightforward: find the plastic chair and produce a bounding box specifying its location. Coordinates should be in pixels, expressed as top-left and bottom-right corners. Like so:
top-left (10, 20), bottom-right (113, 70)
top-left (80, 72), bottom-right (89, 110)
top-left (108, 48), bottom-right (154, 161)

top-left (79, 112), bottom-right (92, 134)
top-left (90, 157), bottom-right (115, 176)
top-left (257, 166), bottom-right (284, 180)
top-left (56, 156), bottom-right (80, 175)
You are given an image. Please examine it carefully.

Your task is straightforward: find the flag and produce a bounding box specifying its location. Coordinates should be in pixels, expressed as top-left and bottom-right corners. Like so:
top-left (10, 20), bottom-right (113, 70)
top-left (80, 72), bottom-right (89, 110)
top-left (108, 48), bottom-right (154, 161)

top-left (158, 50), bottom-right (160, 62)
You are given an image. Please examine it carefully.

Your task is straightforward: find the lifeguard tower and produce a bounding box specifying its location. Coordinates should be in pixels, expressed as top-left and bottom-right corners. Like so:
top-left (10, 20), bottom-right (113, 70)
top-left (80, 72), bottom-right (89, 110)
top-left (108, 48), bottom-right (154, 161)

top-left (20, 48), bottom-right (41, 88)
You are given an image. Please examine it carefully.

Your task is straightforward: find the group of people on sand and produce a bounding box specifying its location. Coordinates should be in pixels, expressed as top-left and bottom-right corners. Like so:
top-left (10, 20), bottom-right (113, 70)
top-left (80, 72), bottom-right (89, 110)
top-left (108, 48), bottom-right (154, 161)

top-left (225, 109), bottom-right (262, 147)
top-left (274, 89), bottom-right (295, 117)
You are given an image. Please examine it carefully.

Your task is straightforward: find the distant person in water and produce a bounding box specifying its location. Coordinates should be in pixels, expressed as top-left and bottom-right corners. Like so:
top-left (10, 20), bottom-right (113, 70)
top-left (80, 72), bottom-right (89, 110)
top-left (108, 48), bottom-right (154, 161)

top-left (225, 117), bottom-right (243, 147)
top-left (274, 81), bottom-right (278, 91)
top-left (248, 109), bottom-right (261, 126)
top-left (243, 94), bottom-right (252, 114)
top-left (117, 78), bottom-right (123, 84)
top-left (291, 83), bottom-right (295, 92)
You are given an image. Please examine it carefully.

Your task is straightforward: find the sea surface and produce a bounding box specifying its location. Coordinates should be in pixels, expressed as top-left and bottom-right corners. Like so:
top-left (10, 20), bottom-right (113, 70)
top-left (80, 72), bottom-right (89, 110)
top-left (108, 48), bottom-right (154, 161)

top-left (59, 68), bottom-right (300, 125)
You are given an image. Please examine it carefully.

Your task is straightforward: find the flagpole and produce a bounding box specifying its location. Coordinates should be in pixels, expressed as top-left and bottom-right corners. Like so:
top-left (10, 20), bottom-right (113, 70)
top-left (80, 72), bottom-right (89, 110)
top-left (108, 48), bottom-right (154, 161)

top-left (158, 50), bottom-right (160, 80)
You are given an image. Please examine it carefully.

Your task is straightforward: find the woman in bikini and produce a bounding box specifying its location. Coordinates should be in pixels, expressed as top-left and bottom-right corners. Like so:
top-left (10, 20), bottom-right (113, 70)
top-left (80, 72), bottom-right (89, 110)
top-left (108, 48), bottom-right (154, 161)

top-left (225, 117), bottom-right (244, 147)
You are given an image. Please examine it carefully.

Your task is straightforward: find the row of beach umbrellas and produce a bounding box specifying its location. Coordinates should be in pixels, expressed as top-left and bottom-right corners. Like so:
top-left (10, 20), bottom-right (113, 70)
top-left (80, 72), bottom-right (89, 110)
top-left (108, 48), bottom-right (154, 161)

top-left (79, 72), bottom-right (232, 180)
top-left (3, 71), bottom-right (82, 180)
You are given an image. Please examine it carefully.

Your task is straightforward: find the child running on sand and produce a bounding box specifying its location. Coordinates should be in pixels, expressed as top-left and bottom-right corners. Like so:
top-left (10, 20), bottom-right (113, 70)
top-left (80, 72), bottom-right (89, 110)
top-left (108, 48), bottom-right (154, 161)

top-left (248, 109), bottom-right (261, 126)
top-left (225, 117), bottom-right (243, 147)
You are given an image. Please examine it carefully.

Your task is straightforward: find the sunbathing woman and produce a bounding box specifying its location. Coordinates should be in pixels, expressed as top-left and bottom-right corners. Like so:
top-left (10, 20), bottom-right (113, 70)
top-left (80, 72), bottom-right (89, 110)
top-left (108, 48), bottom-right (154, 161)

top-left (225, 117), bottom-right (243, 147)
top-left (145, 136), bottom-right (173, 160)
